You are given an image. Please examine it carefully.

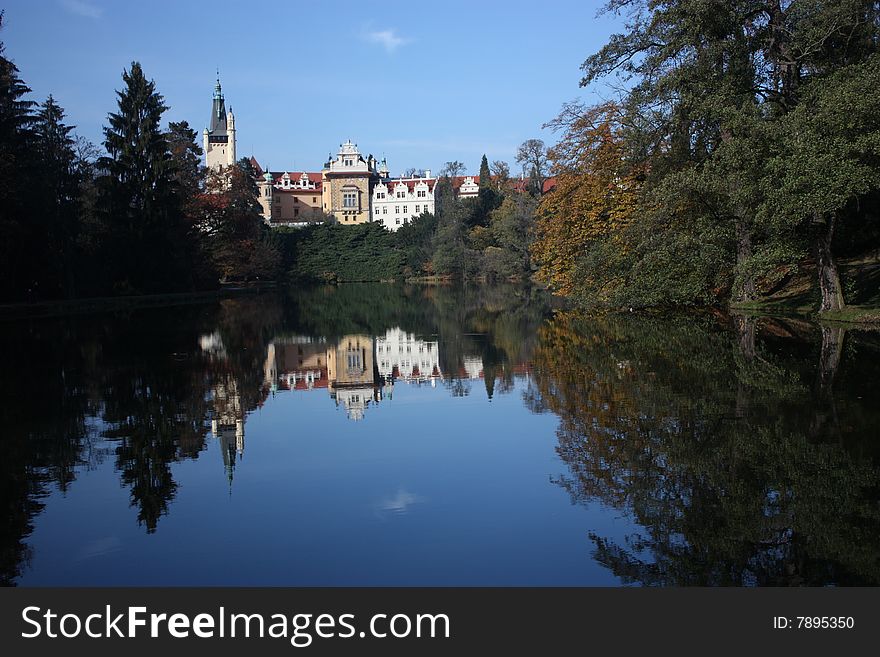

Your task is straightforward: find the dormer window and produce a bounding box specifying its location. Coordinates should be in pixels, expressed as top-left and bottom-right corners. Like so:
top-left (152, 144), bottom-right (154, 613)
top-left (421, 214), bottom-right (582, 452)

top-left (344, 158), bottom-right (353, 167)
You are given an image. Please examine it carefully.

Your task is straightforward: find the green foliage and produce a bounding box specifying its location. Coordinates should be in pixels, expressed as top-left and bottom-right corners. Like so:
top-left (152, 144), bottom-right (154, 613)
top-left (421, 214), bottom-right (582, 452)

top-left (394, 211), bottom-right (438, 274)
top-left (283, 222), bottom-right (405, 282)
top-left (478, 154), bottom-right (490, 188)
top-left (534, 0), bottom-right (880, 311)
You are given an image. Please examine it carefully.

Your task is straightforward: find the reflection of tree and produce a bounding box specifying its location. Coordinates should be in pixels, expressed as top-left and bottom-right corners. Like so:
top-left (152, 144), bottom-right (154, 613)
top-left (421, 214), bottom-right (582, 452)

top-left (534, 312), bottom-right (880, 585)
top-left (0, 295), bottom-right (283, 577)
top-left (0, 316), bottom-right (100, 584)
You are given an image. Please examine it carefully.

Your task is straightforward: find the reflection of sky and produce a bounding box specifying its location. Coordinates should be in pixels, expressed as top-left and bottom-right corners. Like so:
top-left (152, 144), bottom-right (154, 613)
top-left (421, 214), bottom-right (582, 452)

top-left (376, 488), bottom-right (424, 516)
top-left (18, 379), bottom-right (640, 586)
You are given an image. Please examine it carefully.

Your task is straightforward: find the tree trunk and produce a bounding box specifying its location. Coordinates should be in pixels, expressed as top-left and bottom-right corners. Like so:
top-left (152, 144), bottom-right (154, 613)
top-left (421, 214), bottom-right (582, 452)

top-left (817, 325), bottom-right (845, 392)
top-left (734, 314), bottom-right (756, 361)
top-left (810, 324), bottom-right (844, 442)
top-left (735, 217), bottom-right (756, 302)
top-left (734, 314), bottom-right (756, 420)
top-left (815, 211), bottom-right (844, 312)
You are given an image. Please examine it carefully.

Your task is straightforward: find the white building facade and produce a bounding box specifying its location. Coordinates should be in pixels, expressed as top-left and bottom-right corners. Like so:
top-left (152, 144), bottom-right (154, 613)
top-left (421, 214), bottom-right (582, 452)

top-left (371, 172), bottom-right (436, 232)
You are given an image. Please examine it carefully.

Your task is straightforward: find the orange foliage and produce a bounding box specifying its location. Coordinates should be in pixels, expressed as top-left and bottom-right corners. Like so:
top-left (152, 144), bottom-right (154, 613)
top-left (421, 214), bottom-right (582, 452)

top-left (531, 102), bottom-right (642, 298)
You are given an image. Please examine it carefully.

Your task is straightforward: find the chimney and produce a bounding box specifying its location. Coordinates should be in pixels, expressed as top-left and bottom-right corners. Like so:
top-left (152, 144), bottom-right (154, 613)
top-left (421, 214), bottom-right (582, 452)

top-left (424, 169), bottom-right (431, 179)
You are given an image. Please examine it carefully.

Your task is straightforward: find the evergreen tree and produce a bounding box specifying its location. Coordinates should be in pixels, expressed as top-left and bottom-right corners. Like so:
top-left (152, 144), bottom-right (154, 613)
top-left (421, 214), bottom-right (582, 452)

top-left (0, 12), bottom-right (36, 300)
top-left (99, 62), bottom-right (178, 294)
top-left (478, 154), bottom-right (490, 188)
top-left (32, 95), bottom-right (79, 297)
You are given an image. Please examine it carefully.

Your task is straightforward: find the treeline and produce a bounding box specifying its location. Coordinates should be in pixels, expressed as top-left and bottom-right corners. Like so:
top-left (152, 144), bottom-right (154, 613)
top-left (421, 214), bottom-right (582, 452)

top-left (280, 155), bottom-right (539, 283)
top-left (531, 1), bottom-right (880, 313)
top-left (0, 15), bottom-right (277, 303)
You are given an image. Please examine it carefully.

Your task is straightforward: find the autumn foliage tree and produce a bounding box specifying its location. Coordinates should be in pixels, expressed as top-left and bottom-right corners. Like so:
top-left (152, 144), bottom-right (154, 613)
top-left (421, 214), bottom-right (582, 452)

top-left (198, 161), bottom-right (281, 282)
top-left (532, 102), bottom-right (642, 299)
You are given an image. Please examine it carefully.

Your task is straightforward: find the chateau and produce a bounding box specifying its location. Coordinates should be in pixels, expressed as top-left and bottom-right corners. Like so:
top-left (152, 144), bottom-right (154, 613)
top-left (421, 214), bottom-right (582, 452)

top-left (204, 80), bottom-right (485, 231)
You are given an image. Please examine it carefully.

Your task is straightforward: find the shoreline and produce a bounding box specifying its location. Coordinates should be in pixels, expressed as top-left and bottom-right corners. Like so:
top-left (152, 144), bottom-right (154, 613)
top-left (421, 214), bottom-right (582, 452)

top-left (0, 283), bottom-right (277, 322)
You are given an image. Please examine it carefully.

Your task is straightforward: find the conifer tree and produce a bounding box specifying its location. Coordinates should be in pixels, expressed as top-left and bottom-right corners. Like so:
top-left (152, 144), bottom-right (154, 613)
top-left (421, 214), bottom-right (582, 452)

top-left (100, 61), bottom-right (178, 293)
top-left (478, 154), bottom-right (490, 188)
top-left (0, 12), bottom-right (36, 300)
top-left (33, 95), bottom-right (79, 297)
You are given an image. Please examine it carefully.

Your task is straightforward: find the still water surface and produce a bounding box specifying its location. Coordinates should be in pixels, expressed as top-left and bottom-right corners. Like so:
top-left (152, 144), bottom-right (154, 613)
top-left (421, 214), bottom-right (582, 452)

top-left (3, 284), bottom-right (879, 585)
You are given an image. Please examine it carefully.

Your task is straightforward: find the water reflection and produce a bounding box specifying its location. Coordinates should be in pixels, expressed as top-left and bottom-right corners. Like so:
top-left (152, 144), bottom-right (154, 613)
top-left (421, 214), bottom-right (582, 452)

top-left (2, 284), bottom-right (878, 585)
top-left (531, 312), bottom-right (880, 585)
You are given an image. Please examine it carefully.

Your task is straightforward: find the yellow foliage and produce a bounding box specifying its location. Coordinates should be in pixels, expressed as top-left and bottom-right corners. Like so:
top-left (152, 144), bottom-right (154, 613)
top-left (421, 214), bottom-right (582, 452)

top-left (531, 102), bottom-right (642, 298)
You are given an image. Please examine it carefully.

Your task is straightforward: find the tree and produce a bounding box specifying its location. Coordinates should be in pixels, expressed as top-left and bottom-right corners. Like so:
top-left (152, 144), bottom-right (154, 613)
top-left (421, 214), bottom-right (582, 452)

top-left (490, 160), bottom-right (510, 192)
top-left (440, 160), bottom-right (466, 179)
top-left (99, 61), bottom-right (180, 294)
top-left (199, 160), bottom-right (280, 282)
top-left (554, 0), bottom-right (880, 309)
top-left (478, 154), bottom-right (490, 188)
top-left (482, 193), bottom-right (537, 279)
top-left (32, 95), bottom-right (79, 297)
top-left (515, 139), bottom-right (548, 196)
top-left (532, 102), bottom-right (642, 299)
top-left (167, 120), bottom-right (203, 200)
top-left (765, 54), bottom-right (880, 312)
top-left (0, 11), bottom-right (36, 300)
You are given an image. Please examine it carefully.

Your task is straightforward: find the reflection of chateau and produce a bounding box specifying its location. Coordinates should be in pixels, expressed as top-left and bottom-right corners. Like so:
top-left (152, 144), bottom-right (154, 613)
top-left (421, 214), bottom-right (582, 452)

top-left (209, 374), bottom-right (244, 483)
top-left (327, 335), bottom-right (385, 421)
top-left (462, 356), bottom-right (484, 380)
top-left (264, 337), bottom-right (329, 392)
top-left (376, 328), bottom-right (442, 385)
top-left (261, 334), bottom-right (388, 421)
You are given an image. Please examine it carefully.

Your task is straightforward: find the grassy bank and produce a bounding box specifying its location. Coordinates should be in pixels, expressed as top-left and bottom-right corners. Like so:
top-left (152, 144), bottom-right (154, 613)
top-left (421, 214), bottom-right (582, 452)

top-left (730, 251), bottom-right (880, 325)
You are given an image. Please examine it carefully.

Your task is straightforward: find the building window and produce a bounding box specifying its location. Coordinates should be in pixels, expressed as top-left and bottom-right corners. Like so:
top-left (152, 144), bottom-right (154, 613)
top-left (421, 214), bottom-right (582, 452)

top-left (383, 206), bottom-right (387, 214)
top-left (395, 206), bottom-right (399, 214)
top-left (417, 190), bottom-right (426, 198)
top-left (396, 191), bottom-right (405, 198)
top-left (294, 197), bottom-right (299, 203)
top-left (395, 218), bottom-right (400, 225)
top-left (403, 205), bottom-right (407, 214)
top-left (343, 191), bottom-right (357, 208)
top-left (294, 208), bottom-right (299, 217)
top-left (415, 205), bottom-right (420, 213)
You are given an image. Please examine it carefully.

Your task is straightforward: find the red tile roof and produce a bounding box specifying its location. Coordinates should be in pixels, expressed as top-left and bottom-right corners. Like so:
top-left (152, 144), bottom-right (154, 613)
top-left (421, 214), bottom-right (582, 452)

top-left (266, 171), bottom-right (323, 192)
top-left (377, 178), bottom-right (437, 194)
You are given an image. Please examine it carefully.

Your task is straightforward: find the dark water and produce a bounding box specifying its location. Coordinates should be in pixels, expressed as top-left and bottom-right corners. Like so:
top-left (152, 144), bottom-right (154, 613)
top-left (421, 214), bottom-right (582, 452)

top-left (2, 284), bottom-right (879, 586)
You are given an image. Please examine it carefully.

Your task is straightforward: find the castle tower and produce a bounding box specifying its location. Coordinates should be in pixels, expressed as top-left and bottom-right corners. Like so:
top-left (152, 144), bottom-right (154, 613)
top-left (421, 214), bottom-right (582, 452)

top-left (257, 168), bottom-right (275, 223)
top-left (203, 75), bottom-right (237, 171)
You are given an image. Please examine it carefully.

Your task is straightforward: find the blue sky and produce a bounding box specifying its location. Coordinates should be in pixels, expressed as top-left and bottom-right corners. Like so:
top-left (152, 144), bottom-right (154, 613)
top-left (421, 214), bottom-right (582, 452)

top-left (2, 0), bottom-right (623, 175)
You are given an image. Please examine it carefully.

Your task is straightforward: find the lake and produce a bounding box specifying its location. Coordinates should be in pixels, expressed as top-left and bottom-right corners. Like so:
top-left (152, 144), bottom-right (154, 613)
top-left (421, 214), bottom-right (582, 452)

top-left (2, 284), bottom-right (879, 586)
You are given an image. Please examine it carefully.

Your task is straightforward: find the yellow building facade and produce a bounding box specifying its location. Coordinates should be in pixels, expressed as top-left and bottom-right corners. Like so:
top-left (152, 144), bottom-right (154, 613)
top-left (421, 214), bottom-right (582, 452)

top-left (321, 140), bottom-right (380, 225)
